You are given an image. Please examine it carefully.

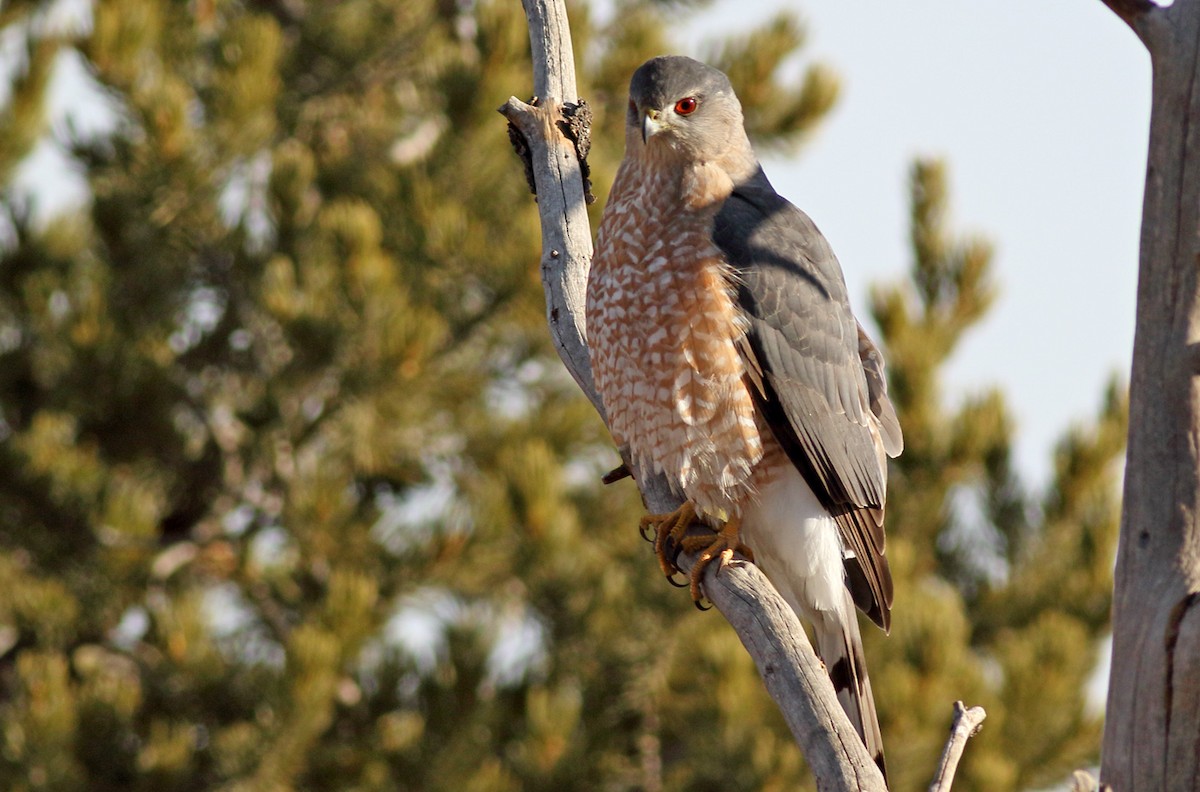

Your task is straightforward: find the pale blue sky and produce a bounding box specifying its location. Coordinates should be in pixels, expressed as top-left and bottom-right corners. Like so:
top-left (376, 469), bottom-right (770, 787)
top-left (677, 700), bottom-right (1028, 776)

top-left (687, 1), bottom-right (1149, 485)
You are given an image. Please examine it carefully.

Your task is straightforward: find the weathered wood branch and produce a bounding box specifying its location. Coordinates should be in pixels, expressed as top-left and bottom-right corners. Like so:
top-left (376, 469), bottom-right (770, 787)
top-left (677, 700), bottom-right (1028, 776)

top-left (1070, 769), bottom-right (1113, 792)
top-left (500, 93), bottom-right (599, 412)
top-left (502, 1), bottom-right (983, 788)
top-left (1099, 1), bottom-right (1200, 789)
top-left (927, 702), bottom-right (987, 792)
top-left (1099, 0), bottom-right (1156, 24)
top-left (1098, 0), bottom-right (1166, 45)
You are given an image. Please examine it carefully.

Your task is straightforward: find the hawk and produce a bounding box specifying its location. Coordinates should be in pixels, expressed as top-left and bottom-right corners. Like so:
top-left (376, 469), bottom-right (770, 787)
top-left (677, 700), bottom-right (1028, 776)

top-left (586, 55), bottom-right (902, 776)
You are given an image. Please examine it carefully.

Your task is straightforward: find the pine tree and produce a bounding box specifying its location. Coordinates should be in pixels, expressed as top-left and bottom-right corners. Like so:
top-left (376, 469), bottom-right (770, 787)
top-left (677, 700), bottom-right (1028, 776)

top-left (866, 161), bottom-right (1125, 791)
top-left (0, 2), bottom-right (1124, 791)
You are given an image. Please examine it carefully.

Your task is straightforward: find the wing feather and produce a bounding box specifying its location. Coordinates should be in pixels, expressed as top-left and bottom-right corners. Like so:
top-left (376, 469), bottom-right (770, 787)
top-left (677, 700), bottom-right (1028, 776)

top-left (714, 170), bottom-right (901, 631)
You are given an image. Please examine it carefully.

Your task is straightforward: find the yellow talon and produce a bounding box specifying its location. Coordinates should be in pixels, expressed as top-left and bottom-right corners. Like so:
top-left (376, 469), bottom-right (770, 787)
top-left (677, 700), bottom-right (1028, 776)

top-left (639, 506), bottom-right (753, 605)
top-left (639, 501), bottom-right (697, 580)
top-left (679, 516), bottom-right (747, 604)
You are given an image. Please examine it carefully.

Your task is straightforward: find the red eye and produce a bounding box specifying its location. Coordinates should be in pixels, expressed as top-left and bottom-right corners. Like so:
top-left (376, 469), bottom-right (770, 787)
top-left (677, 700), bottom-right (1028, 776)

top-left (674, 97), bottom-right (698, 115)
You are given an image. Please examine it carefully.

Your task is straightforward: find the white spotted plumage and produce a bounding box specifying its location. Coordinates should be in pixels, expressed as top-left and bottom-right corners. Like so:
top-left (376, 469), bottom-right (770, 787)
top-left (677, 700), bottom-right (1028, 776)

top-left (589, 148), bottom-right (763, 518)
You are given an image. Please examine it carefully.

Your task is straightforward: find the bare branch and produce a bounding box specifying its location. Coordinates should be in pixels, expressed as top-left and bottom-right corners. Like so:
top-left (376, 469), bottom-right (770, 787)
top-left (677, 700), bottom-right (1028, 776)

top-left (499, 94), bottom-right (599, 408)
top-left (1100, 0), bottom-right (1156, 18)
top-left (1097, 0), bottom-right (1163, 44)
top-left (1070, 769), bottom-right (1113, 792)
top-left (521, 0), bottom-right (578, 102)
top-left (927, 701), bottom-right (988, 792)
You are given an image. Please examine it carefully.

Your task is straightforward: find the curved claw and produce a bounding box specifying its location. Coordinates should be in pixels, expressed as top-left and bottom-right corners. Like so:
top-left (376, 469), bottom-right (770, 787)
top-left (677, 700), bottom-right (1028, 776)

top-left (680, 516), bottom-right (745, 609)
top-left (640, 502), bottom-right (698, 579)
top-left (638, 502), bottom-right (750, 613)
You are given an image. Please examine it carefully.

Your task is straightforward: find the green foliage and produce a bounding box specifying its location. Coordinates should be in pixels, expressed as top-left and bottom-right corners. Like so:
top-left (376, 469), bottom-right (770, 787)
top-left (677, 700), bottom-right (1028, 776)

top-left (0, 31), bottom-right (58, 186)
top-left (0, 4), bottom-right (1122, 792)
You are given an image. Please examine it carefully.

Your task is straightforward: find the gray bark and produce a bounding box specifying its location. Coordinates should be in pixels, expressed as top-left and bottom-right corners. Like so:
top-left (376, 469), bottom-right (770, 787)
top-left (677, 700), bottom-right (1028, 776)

top-left (927, 703), bottom-right (987, 792)
top-left (1099, 2), bottom-right (1200, 788)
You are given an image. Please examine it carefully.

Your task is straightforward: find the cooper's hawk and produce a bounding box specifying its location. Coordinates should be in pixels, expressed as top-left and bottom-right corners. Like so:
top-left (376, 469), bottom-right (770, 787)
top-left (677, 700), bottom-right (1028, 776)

top-left (586, 55), bottom-right (902, 777)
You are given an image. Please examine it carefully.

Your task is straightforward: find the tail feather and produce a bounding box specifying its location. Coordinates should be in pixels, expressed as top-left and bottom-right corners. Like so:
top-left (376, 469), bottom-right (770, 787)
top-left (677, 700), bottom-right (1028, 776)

top-left (739, 470), bottom-right (887, 783)
top-left (813, 590), bottom-right (887, 784)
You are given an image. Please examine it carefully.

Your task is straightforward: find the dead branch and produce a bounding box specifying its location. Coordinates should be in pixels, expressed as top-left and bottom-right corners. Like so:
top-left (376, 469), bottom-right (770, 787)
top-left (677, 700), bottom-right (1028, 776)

top-left (927, 701), bottom-right (987, 792)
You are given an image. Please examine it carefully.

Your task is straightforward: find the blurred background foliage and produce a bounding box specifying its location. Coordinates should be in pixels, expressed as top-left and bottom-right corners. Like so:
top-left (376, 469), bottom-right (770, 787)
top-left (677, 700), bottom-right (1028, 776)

top-left (0, 1), bottom-right (1124, 790)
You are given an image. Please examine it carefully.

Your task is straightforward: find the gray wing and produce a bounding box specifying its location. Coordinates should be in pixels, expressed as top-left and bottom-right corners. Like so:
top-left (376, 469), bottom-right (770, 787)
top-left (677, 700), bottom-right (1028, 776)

top-left (714, 170), bottom-right (900, 632)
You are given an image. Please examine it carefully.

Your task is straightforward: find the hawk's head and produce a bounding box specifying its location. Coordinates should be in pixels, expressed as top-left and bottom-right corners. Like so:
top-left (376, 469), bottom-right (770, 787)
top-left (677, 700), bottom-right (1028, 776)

top-left (626, 56), bottom-right (754, 174)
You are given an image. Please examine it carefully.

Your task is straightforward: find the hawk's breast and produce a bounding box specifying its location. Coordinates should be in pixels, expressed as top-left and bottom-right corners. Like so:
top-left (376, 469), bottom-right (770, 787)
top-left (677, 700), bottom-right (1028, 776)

top-left (587, 161), bottom-right (764, 518)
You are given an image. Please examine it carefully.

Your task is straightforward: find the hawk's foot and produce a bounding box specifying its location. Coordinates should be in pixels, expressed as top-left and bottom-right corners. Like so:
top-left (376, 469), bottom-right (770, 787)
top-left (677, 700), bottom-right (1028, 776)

top-left (640, 506), bottom-right (754, 606)
top-left (639, 501), bottom-right (698, 584)
top-left (678, 516), bottom-right (753, 606)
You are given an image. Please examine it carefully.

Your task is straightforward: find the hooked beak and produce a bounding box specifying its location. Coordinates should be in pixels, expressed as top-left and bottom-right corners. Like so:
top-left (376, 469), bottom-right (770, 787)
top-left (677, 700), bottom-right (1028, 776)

top-left (641, 109), bottom-right (669, 144)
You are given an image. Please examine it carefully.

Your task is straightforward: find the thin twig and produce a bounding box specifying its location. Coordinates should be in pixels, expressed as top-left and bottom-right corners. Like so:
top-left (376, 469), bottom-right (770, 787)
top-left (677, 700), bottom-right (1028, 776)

top-left (928, 701), bottom-right (988, 792)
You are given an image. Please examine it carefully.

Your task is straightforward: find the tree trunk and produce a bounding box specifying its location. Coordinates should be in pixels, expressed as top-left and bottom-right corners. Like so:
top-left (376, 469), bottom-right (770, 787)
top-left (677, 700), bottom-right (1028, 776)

top-left (1100, 2), bottom-right (1200, 788)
